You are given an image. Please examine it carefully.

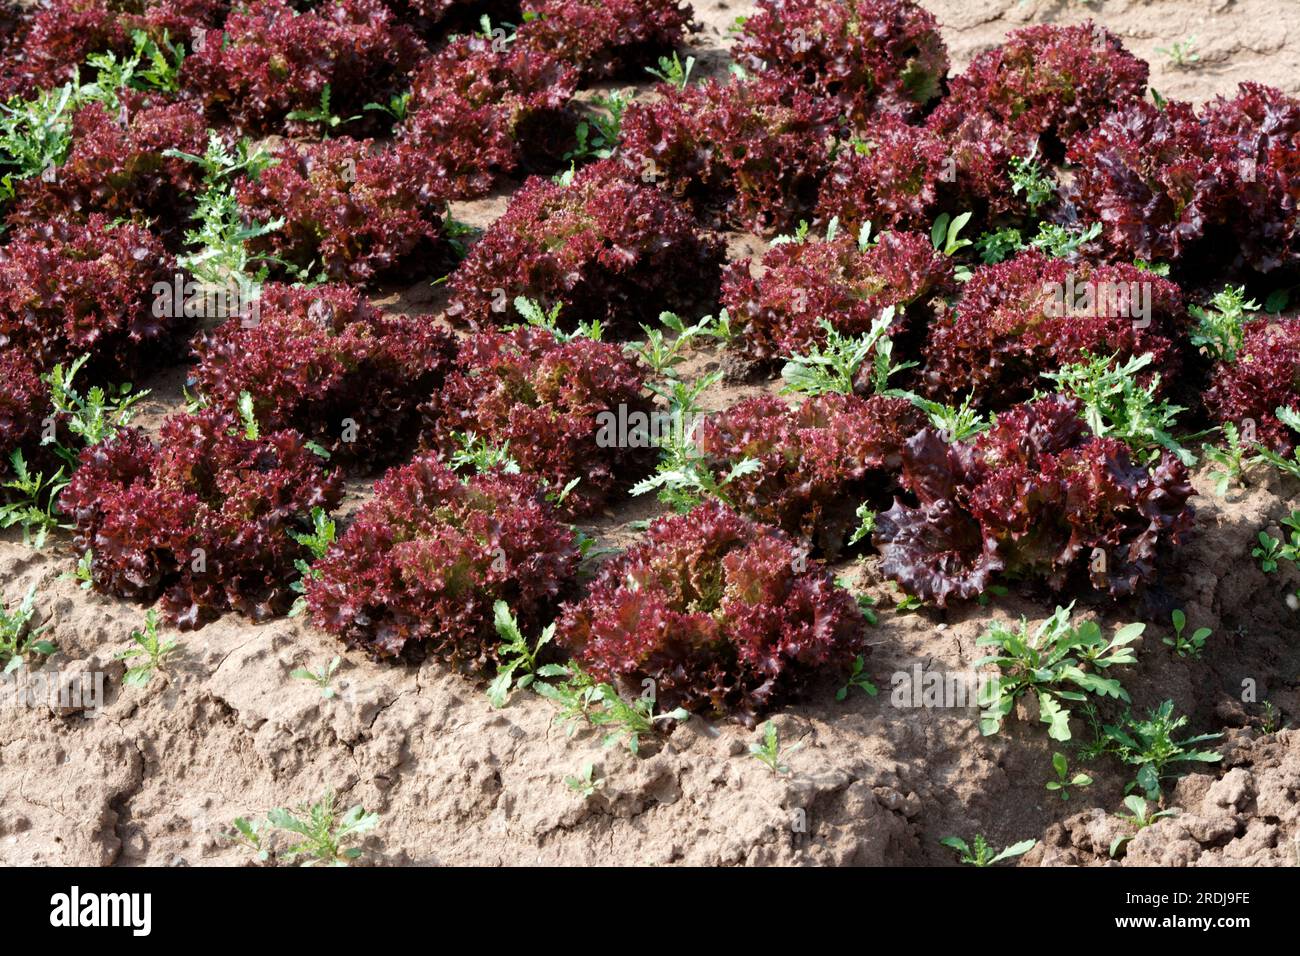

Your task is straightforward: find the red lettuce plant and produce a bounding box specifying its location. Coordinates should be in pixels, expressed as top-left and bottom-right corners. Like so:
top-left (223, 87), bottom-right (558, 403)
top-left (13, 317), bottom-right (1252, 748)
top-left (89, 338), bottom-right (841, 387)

top-left (180, 0), bottom-right (425, 135)
top-left (190, 283), bottom-right (457, 467)
top-left (235, 137), bottom-right (448, 285)
top-left (816, 117), bottom-right (953, 234)
top-left (397, 34), bottom-right (577, 198)
top-left (120, 0), bottom-right (231, 41)
top-left (423, 326), bottom-right (653, 517)
top-left (0, 0), bottom-right (126, 99)
top-left (618, 73), bottom-right (839, 233)
top-left (721, 229), bottom-right (954, 361)
top-left (7, 96), bottom-right (207, 237)
top-left (873, 395), bottom-right (1195, 605)
top-left (0, 214), bottom-right (180, 376)
top-left (556, 500), bottom-right (869, 724)
top-left (382, 0), bottom-right (518, 30)
top-left (734, 0), bottom-right (947, 123)
top-left (697, 393), bottom-right (925, 554)
top-left (515, 0), bottom-right (694, 79)
top-left (60, 409), bottom-right (343, 628)
top-left (1202, 83), bottom-right (1300, 273)
top-left (306, 454), bottom-right (579, 664)
top-left (446, 160), bottom-right (723, 335)
top-left (922, 99), bottom-right (1037, 221)
top-left (1205, 317), bottom-right (1300, 452)
top-left (922, 250), bottom-right (1185, 409)
top-left (1066, 100), bottom-right (1229, 264)
top-left (0, 349), bottom-right (48, 477)
top-left (945, 22), bottom-right (1147, 147)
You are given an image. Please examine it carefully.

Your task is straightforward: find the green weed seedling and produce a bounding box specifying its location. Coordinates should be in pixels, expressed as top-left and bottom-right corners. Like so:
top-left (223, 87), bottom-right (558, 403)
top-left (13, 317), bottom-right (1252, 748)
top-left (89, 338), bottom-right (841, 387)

top-left (645, 52), bottom-right (696, 90)
top-left (1190, 285), bottom-right (1259, 362)
top-left (748, 720), bottom-right (801, 774)
top-left (978, 584), bottom-right (1010, 607)
top-left (533, 662), bottom-right (687, 755)
top-left (628, 309), bottom-right (730, 378)
top-left (487, 601), bottom-right (567, 708)
top-left (1164, 609), bottom-right (1212, 659)
top-left (1260, 700), bottom-right (1281, 734)
top-left (931, 211), bottom-right (973, 257)
top-left (1201, 422), bottom-right (1253, 496)
top-left (1134, 259), bottom-right (1172, 277)
top-left (585, 683), bottom-right (688, 755)
top-left (42, 355), bottom-right (149, 465)
top-left (1008, 145), bottom-right (1055, 214)
top-left (1045, 751), bottom-right (1092, 800)
top-left (1103, 700), bottom-right (1222, 800)
top-left (1252, 511), bottom-right (1300, 572)
top-left (564, 762), bottom-right (605, 798)
top-left (0, 82), bottom-right (78, 194)
top-left (976, 605), bottom-right (1141, 741)
top-left (895, 594), bottom-right (922, 612)
top-left (288, 507), bottom-right (336, 617)
top-left (769, 218), bottom-right (815, 247)
top-left (225, 816), bottom-right (269, 863)
top-left (447, 431), bottom-right (522, 477)
top-left (973, 226), bottom-right (1024, 265)
top-left (780, 310), bottom-right (914, 397)
top-left (1044, 351), bottom-right (1196, 466)
top-left (115, 610), bottom-right (178, 688)
top-left (264, 791), bottom-right (379, 866)
top-left (0, 586), bottom-right (55, 674)
top-left (835, 655), bottom-right (878, 701)
top-left (1253, 443), bottom-right (1300, 481)
top-left (907, 392), bottom-right (990, 443)
top-left (508, 295), bottom-right (602, 342)
top-left (165, 133), bottom-right (281, 287)
top-left (1109, 795), bottom-right (1177, 858)
top-left (291, 656), bottom-right (342, 699)
top-left (563, 91), bottom-right (628, 163)
top-left (0, 450), bottom-right (68, 548)
top-left (631, 372), bottom-right (760, 513)
top-left (285, 85), bottom-right (361, 136)
top-left (67, 549), bottom-right (94, 590)
top-left (363, 90), bottom-right (411, 123)
top-left (834, 576), bottom-right (878, 625)
top-left (1157, 36), bottom-right (1200, 69)
top-left (940, 834), bottom-right (1036, 867)
top-left (1029, 221), bottom-right (1102, 259)
top-left (846, 504), bottom-right (875, 547)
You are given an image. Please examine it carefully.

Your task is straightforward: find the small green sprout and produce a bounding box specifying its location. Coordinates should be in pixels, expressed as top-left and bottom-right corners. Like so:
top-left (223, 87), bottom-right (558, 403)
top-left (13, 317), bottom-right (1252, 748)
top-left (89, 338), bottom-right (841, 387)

top-left (0, 586), bottom-right (55, 674)
top-left (835, 655), bottom-right (878, 701)
top-left (1163, 609), bottom-right (1211, 659)
top-left (114, 609), bottom-right (178, 687)
top-left (1045, 751), bottom-right (1093, 800)
top-left (291, 656), bottom-right (342, 698)
top-left (1109, 795), bottom-right (1177, 858)
top-left (1156, 36), bottom-right (1200, 70)
top-left (940, 834), bottom-right (1036, 867)
top-left (564, 762), bottom-right (605, 797)
top-left (264, 791), bottom-right (379, 866)
top-left (486, 601), bottom-right (565, 708)
top-left (748, 720), bottom-right (801, 774)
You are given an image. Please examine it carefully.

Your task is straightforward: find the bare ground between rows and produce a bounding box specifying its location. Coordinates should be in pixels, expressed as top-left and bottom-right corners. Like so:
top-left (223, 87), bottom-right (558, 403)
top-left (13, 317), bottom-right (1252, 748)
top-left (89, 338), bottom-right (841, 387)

top-left (2, 0), bottom-right (1300, 867)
